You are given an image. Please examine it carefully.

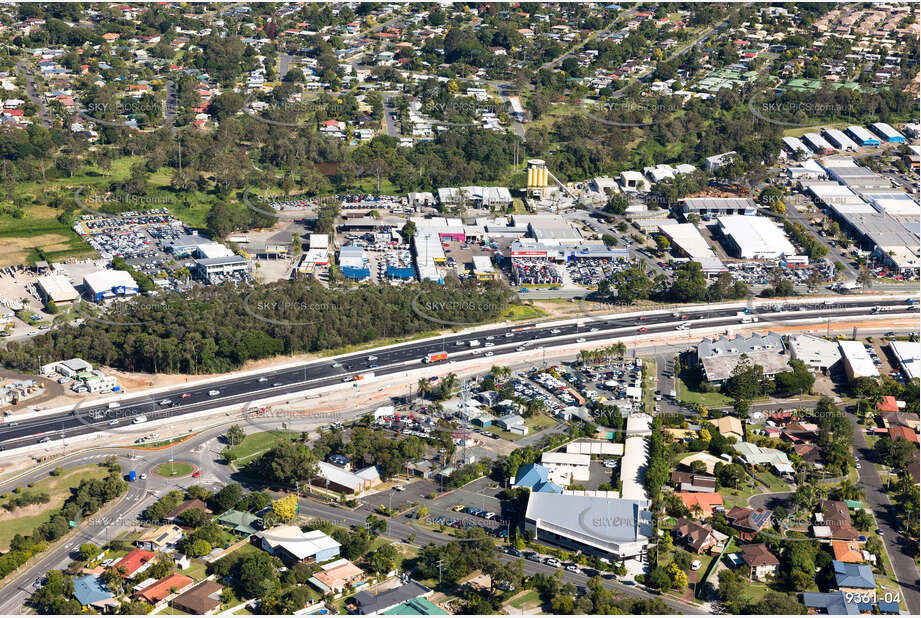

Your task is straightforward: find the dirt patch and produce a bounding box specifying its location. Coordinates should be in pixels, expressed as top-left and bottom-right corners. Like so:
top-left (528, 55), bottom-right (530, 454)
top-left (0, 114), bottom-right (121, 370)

top-left (0, 496), bottom-right (66, 524)
top-left (0, 234), bottom-right (75, 266)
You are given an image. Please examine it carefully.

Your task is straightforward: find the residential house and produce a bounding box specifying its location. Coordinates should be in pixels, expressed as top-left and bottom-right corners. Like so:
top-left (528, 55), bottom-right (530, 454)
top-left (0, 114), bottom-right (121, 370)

top-left (164, 499), bottom-right (210, 524)
top-left (794, 443), bottom-right (823, 465)
top-left (734, 442), bottom-right (795, 476)
top-left (670, 470), bottom-right (717, 493)
top-left (308, 558), bottom-right (365, 595)
top-left (801, 591), bottom-right (861, 615)
top-left (832, 540), bottom-right (865, 563)
top-left (726, 506), bottom-right (773, 540)
top-left (739, 543), bottom-right (779, 581)
top-left (712, 415), bottom-right (744, 440)
top-left (888, 425), bottom-right (920, 444)
top-left (822, 501), bottom-right (861, 540)
top-left (832, 560), bottom-right (876, 593)
top-left (881, 412), bottom-right (919, 431)
top-left (352, 580), bottom-right (434, 615)
top-left (73, 575), bottom-right (117, 612)
top-left (111, 549), bottom-right (156, 579)
top-left (215, 510), bottom-right (263, 536)
top-left (134, 573), bottom-right (195, 605)
top-left (172, 580), bottom-right (223, 614)
top-left (676, 492), bottom-right (724, 517)
top-left (315, 462), bottom-right (381, 495)
top-left (256, 525), bottom-right (340, 564)
top-left (672, 518), bottom-right (728, 554)
top-left (136, 525), bottom-right (184, 552)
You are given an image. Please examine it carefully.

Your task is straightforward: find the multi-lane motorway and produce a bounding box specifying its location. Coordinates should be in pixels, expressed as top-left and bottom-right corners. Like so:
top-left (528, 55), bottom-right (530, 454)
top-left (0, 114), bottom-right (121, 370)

top-left (1, 297), bottom-right (916, 452)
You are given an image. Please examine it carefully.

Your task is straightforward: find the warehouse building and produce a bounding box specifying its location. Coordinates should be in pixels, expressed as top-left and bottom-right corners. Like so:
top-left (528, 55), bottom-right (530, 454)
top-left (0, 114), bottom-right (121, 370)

top-left (470, 255), bottom-right (497, 281)
top-left (513, 214), bottom-right (583, 245)
top-left (37, 274), bottom-right (79, 305)
top-left (524, 492), bottom-right (652, 559)
top-left (863, 193), bottom-right (920, 222)
top-left (83, 270), bottom-right (139, 302)
top-left (657, 221), bottom-right (726, 275)
top-left (782, 136), bottom-right (810, 158)
top-left (870, 122), bottom-right (905, 143)
top-left (889, 341), bottom-right (921, 382)
top-left (681, 197), bottom-right (757, 218)
top-left (820, 158), bottom-right (891, 190)
top-left (822, 129), bottom-right (859, 152)
top-left (788, 334), bottom-right (842, 371)
top-left (803, 132), bottom-right (834, 154)
top-left (845, 125), bottom-right (880, 147)
top-left (716, 215), bottom-right (797, 260)
top-left (339, 245), bottom-right (371, 281)
top-left (839, 341), bottom-right (879, 380)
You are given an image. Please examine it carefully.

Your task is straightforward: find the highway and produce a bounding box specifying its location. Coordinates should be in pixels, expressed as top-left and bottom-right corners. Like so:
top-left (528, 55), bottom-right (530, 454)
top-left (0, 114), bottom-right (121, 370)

top-left (0, 297), bottom-right (915, 452)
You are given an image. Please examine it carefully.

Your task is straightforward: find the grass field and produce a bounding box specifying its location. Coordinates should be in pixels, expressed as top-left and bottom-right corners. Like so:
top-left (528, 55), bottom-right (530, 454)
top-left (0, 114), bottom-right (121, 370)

top-left (227, 430), bottom-right (299, 465)
top-left (0, 464), bottom-right (110, 551)
top-left (508, 589), bottom-right (543, 610)
top-left (501, 304), bottom-right (547, 321)
top-left (481, 412), bottom-right (557, 441)
top-left (153, 462), bottom-right (195, 478)
top-left (675, 376), bottom-right (732, 408)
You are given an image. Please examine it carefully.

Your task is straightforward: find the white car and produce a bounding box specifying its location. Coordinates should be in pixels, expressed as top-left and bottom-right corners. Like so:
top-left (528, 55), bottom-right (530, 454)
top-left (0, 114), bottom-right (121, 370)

top-left (393, 486), bottom-right (405, 492)
top-left (577, 338), bottom-right (586, 343)
top-left (368, 355), bottom-right (378, 361)
top-left (565, 564), bottom-right (580, 573)
top-left (140, 473), bottom-right (147, 480)
top-left (691, 560), bottom-right (702, 571)
top-left (484, 342), bottom-right (495, 347)
top-left (546, 558), bottom-right (562, 568)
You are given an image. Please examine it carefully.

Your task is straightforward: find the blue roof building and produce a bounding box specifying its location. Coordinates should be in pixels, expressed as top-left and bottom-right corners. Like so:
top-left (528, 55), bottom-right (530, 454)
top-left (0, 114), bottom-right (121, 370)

top-left (801, 591), bottom-right (860, 615)
top-left (73, 575), bottom-right (115, 609)
top-left (512, 464), bottom-right (563, 493)
top-left (832, 560), bottom-right (876, 589)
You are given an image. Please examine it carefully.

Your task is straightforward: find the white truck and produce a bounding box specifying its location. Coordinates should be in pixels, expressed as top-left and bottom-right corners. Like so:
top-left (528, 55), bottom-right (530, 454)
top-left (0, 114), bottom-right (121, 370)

top-left (469, 340), bottom-right (481, 347)
top-left (132, 415), bottom-right (147, 424)
top-left (737, 312), bottom-right (758, 324)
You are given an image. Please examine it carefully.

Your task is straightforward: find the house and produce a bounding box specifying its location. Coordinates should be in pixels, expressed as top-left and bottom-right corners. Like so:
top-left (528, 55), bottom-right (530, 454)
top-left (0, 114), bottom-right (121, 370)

top-left (164, 499), bottom-right (210, 523)
top-left (215, 510), bottom-right (263, 536)
top-left (670, 470), bottom-right (717, 493)
top-left (802, 591), bottom-right (861, 615)
top-left (136, 524), bottom-right (184, 551)
top-left (678, 452), bottom-right (724, 475)
top-left (831, 541), bottom-right (865, 563)
top-left (832, 560), bottom-right (876, 592)
top-left (257, 525), bottom-right (340, 564)
top-left (734, 442), bottom-right (794, 475)
top-left (876, 396), bottom-right (899, 413)
top-left (134, 573), bottom-right (195, 605)
top-left (496, 413), bottom-right (528, 435)
top-left (881, 412), bottom-right (919, 431)
top-left (111, 549), bottom-right (156, 578)
top-left (315, 461), bottom-right (381, 495)
top-left (511, 463), bottom-right (564, 493)
top-left (353, 580), bottom-right (435, 614)
top-left (672, 518), bottom-right (728, 554)
top-left (676, 492), bottom-right (724, 517)
top-left (794, 443), bottom-right (823, 464)
top-left (308, 558), bottom-right (365, 595)
top-left (712, 415), bottom-right (744, 440)
top-left (172, 580), bottom-right (223, 614)
top-left (73, 575), bottom-right (116, 611)
top-left (822, 501), bottom-right (861, 540)
top-left (725, 506), bottom-right (773, 540)
top-left (739, 543), bottom-right (779, 581)
top-left (888, 425), bottom-right (920, 444)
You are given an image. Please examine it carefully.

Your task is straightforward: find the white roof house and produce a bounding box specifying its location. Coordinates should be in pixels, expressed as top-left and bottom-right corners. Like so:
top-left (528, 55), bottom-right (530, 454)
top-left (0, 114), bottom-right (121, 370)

top-left (257, 526), bottom-right (340, 562)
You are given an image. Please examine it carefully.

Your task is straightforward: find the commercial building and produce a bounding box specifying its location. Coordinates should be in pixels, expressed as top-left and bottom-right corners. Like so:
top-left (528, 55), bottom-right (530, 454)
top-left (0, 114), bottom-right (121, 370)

top-left (822, 128), bottom-right (859, 152)
top-left (511, 463), bottom-right (564, 493)
top-left (680, 197), bottom-right (757, 218)
top-left (839, 340), bottom-right (879, 380)
top-left (716, 215), bottom-right (797, 260)
top-left (315, 461), bottom-right (381, 495)
top-left (619, 171), bottom-right (651, 193)
top-left (37, 274), bottom-right (79, 305)
top-left (870, 122), bottom-right (905, 143)
top-left (820, 157), bottom-right (892, 190)
top-left (621, 414), bottom-right (651, 502)
top-left (524, 492), bottom-right (652, 559)
top-left (83, 270), bottom-right (139, 301)
top-left (339, 245), bottom-right (371, 280)
top-left (788, 334), bottom-right (842, 371)
top-left (803, 132), bottom-right (834, 154)
top-left (705, 151), bottom-right (737, 172)
top-left (696, 332), bottom-right (789, 384)
top-left (513, 214), bottom-right (582, 245)
top-left (540, 452), bottom-right (590, 484)
top-left (194, 255), bottom-right (249, 279)
top-left (889, 340), bottom-right (921, 381)
top-left (845, 125), bottom-right (880, 147)
top-left (782, 136), bottom-right (810, 158)
top-left (471, 255), bottom-right (497, 280)
top-left (657, 221), bottom-right (725, 274)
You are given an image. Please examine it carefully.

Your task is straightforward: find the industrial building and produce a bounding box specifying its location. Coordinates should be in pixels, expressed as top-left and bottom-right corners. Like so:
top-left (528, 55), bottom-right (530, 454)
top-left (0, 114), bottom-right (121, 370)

top-left (788, 334), bottom-right (842, 371)
top-left (838, 341), bottom-right (879, 380)
top-left (822, 129), bottom-right (859, 152)
top-left (657, 221), bottom-right (726, 275)
top-left (870, 122), bottom-right (905, 143)
top-left (37, 274), bottom-right (79, 305)
top-left (782, 136), bottom-right (810, 158)
top-left (704, 151), bottom-right (737, 172)
top-left (680, 197), bottom-right (757, 218)
top-left (338, 245), bottom-right (371, 280)
top-left (524, 492), bottom-right (652, 559)
top-left (820, 157), bottom-right (892, 190)
top-left (194, 255), bottom-right (249, 280)
top-left (83, 270), bottom-right (139, 301)
top-left (889, 341), bottom-right (921, 381)
top-left (470, 255), bottom-right (497, 280)
top-left (512, 214), bottom-right (582, 245)
top-left (716, 216), bottom-right (797, 260)
top-left (803, 132), bottom-right (834, 154)
top-left (845, 125), bottom-right (880, 147)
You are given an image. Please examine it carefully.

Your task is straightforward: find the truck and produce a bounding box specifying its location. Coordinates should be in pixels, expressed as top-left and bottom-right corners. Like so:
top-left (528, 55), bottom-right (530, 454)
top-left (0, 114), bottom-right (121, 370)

top-left (424, 352), bottom-right (448, 363)
top-left (737, 312), bottom-right (757, 324)
top-left (132, 415), bottom-right (147, 424)
top-left (108, 402), bottom-right (121, 409)
top-left (469, 340), bottom-right (480, 347)
top-left (128, 470), bottom-right (137, 482)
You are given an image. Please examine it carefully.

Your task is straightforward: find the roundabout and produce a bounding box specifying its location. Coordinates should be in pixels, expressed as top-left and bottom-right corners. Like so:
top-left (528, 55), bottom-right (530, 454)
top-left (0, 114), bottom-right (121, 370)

top-left (152, 461), bottom-right (196, 478)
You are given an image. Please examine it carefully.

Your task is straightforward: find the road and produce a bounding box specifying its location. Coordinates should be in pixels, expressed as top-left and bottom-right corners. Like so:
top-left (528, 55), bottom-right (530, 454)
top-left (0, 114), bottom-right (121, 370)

top-left (1, 298), bottom-right (915, 452)
top-left (15, 60), bottom-right (51, 128)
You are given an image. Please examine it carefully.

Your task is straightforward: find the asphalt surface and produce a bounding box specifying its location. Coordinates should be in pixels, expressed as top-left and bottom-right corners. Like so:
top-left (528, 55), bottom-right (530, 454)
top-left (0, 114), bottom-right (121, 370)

top-left (1, 298), bottom-right (915, 451)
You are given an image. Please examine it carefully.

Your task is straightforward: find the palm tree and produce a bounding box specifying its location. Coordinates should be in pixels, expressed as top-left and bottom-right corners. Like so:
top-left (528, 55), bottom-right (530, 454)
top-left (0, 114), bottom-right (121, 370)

top-left (439, 373), bottom-right (458, 400)
top-left (417, 378), bottom-right (431, 401)
top-left (836, 480), bottom-right (865, 502)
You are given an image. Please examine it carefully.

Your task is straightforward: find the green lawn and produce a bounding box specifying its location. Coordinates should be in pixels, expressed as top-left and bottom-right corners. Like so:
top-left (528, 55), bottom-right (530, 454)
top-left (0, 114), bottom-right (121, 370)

top-left (501, 304), bottom-right (547, 321)
top-left (481, 412), bottom-right (557, 441)
top-left (181, 559), bottom-right (207, 581)
top-left (675, 377), bottom-right (732, 408)
top-left (508, 589), bottom-right (542, 610)
top-left (0, 464), bottom-right (111, 551)
top-left (227, 430), bottom-right (299, 464)
top-left (153, 462), bottom-right (195, 478)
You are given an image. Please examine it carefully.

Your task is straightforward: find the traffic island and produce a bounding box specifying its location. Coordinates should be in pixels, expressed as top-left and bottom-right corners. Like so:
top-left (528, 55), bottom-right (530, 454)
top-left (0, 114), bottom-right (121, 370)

top-left (152, 461), bottom-right (196, 478)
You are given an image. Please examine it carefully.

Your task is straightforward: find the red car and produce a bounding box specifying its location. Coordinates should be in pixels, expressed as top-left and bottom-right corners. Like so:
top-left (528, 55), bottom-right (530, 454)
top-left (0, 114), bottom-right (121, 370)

top-left (638, 316), bottom-right (647, 321)
top-left (192, 470), bottom-right (201, 478)
top-left (180, 393), bottom-right (191, 398)
top-left (638, 327), bottom-right (648, 332)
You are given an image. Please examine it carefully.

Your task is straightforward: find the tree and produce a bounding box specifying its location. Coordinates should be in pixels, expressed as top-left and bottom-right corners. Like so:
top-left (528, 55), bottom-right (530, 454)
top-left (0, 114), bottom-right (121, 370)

top-left (178, 508), bottom-right (209, 529)
top-left (271, 494), bottom-right (299, 522)
top-left (226, 424), bottom-right (246, 447)
top-left (238, 552), bottom-right (282, 599)
top-left (368, 543), bottom-right (399, 574)
top-left (723, 355), bottom-right (763, 414)
top-left (255, 441), bottom-right (318, 486)
top-left (78, 543), bottom-right (99, 561)
top-left (605, 193), bottom-right (629, 215)
top-left (401, 220), bottom-right (416, 242)
top-left (773, 359), bottom-right (814, 397)
top-left (209, 483), bottom-right (243, 514)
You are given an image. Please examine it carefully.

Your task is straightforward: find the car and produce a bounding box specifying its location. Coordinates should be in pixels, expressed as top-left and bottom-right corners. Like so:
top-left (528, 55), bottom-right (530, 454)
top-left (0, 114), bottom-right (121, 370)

top-left (32, 578), bottom-right (44, 589)
top-left (159, 399), bottom-right (172, 406)
top-left (485, 351), bottom-right (493, 356)
top-left (38, 437), bottom-right (51, 443)
top-left (452, 504), bottom-right (466, 512)
top-left (368, 355), bottom-right (378, 361)
top-left (691, 560), bottom-right (702, 571)
top-left (273, 382), bottom-right (282, 387)
top-left (192, 470), bottom-right (201, 478)
top-left (856, 463), bottom-right (861, 469)
top-left (484, 342), bottom-right (494, 347)
top-left (546, 558), bottom-right (562, 568)
top-left (565, 564), bottom-right (580, 573)
top-left (577, 337), bottom-right (586, 343)
top-left (108, 419), bottom-right (120, 426)
top-left (393, 486), bottom-right (405, 492)
top-left (603, 459), bottom-right (618, 468)
top-left (258, 377), bottom-right (268, 382)
top-left (181, 393), bottom-right (191, 398)
top-left (550, 329), bottom-right (561, 334)
top-left (638, 327), bottom-right (648, 332)
top-left (876, 529), bottom-right (884, 536)
top-left (140, 473), bottom-right (147, 480)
